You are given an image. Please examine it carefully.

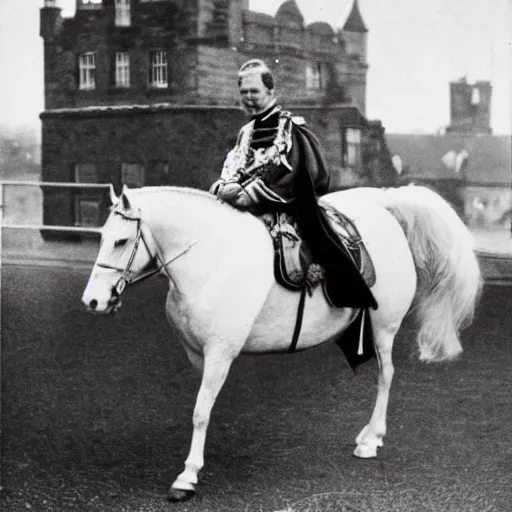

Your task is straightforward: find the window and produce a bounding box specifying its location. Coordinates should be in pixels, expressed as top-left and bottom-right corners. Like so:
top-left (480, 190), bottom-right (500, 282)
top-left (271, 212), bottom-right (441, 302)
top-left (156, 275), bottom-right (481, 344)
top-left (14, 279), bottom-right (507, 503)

top-left (149, 51), bottom-right (168, 88)
top-left (74, 163), bottom-right (101, 227)
top-left (306, 62), bottom-right (327, 90)
top-left (74, 163), bottom-right (98, 183)
top-left (115, 51), bottom-right (130, 87)
top-left (122, 164), bottom-right (145, 187)
top-left (151, 161), bottom-right (170, 177)
top-left (78, 0), bottom-right (102, 10)
top-left (343, 128), bottom-right (361, 168)
top-left (471, 87), bottom-right (480, 105)
top-left (78, 52), bottom-right (96, 90)
top-left (115, 0), bottom-right (131, 27)
top-left (75, 197), bottom-right (102, 227)
top-left (306, 62), bottom-right (320, 90)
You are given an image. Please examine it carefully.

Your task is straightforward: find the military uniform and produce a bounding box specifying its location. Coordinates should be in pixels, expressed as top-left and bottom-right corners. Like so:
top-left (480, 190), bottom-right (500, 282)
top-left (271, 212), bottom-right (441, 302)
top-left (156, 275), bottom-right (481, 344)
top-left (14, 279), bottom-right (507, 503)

top-left (210, 103), bottom-right (329, 213)
top-left (211, 103), bottom-right (377, 312)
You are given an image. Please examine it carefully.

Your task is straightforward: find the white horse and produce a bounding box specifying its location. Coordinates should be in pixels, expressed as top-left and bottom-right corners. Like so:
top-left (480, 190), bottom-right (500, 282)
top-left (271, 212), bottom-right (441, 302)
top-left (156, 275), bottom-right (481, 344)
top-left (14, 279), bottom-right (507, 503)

top-left (81, 185), bottom-right (481, 501)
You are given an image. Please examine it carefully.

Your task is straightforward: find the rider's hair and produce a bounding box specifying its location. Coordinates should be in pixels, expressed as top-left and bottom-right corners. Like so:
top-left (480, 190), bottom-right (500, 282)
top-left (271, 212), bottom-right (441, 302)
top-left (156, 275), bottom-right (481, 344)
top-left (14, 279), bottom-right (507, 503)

top-left (237, 59), bottom-right (275, 91)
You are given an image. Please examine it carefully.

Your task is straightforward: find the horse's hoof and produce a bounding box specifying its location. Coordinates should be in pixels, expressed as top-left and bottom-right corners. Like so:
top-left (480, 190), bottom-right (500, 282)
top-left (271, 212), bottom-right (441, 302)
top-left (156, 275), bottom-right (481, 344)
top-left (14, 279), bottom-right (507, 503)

top-left (168, 487), bottom-right (196, 502)
top-left (353, 443), bottom-right (378, 459)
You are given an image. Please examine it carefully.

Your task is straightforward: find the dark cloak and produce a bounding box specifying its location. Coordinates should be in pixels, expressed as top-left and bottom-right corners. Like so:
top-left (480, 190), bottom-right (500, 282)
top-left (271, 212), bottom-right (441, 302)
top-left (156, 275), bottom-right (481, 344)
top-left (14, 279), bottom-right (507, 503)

top-left (291, 123), bottom-right (378, 311)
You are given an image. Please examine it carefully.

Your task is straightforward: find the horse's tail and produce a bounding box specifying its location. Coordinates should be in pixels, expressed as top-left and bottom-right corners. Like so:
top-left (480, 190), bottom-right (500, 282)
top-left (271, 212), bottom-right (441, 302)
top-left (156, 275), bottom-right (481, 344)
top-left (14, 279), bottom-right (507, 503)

top-left (382, 186), bottom-right (482, 362)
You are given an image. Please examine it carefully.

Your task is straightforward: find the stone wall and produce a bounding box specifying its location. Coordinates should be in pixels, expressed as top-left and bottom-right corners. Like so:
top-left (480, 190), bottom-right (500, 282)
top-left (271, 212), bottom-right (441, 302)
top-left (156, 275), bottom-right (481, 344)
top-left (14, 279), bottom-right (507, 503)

top-left (40, 105), bottom-right (391, 227)
top-left (40, 106), bottom-right (244, 226)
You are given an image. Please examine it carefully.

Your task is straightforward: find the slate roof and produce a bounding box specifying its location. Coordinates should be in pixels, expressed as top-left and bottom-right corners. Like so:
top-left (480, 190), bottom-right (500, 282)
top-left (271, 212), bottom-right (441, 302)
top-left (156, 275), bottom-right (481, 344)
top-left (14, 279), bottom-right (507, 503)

top-left (386, 134), bottom-right (511, 186)
top-left (342, 0), bottom-right (368, 33)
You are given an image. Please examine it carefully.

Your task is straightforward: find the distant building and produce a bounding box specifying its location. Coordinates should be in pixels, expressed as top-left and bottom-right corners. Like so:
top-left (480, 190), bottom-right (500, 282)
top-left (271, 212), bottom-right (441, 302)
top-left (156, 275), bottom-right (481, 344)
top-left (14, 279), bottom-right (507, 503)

top-left (387, 134), bottom-right (511, 226)
top-left (0, 130), bottom-right (41, 179)
top-left (387, 78), bottom-right (510, 227)
top-left (40, 0), bottom-right (396, 229)
top-left (446, 77), bottom-right (492, 136)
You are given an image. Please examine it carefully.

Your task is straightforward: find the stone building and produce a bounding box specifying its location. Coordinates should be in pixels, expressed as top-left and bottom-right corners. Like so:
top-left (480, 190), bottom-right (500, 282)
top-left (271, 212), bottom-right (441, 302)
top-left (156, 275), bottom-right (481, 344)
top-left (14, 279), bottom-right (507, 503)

top-left (40, 0), bottom-right (396, 228)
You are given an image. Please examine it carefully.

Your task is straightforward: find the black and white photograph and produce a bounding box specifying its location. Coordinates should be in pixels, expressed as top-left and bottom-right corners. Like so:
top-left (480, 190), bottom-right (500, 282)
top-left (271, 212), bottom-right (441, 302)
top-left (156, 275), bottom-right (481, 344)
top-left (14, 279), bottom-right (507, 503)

top-left (0, 1), bottom-right (511, 511)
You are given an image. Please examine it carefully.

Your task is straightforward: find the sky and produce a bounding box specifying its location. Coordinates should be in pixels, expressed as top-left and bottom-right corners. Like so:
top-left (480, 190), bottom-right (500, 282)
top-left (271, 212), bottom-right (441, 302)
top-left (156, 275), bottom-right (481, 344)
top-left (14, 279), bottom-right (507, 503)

top-left (0, 0), bottom-right (511, 135)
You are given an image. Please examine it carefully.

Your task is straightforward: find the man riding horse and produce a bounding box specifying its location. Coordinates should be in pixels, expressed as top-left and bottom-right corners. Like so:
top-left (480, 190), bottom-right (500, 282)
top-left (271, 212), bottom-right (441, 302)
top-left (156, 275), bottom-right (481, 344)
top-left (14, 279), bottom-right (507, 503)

top-left (210, 59), bottom-right (377, 311)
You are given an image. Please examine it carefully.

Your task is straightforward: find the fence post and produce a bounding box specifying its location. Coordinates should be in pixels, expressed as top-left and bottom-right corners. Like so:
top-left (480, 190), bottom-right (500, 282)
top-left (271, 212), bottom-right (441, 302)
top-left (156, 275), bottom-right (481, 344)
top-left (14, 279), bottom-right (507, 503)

top-left (0, 182), bottom-right (3, 489)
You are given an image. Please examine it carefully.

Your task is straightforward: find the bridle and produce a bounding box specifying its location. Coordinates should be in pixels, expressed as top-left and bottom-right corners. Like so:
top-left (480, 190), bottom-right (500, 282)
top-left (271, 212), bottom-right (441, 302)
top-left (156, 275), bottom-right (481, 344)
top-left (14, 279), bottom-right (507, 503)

top-left (96, 209), bottom-right (199, 308)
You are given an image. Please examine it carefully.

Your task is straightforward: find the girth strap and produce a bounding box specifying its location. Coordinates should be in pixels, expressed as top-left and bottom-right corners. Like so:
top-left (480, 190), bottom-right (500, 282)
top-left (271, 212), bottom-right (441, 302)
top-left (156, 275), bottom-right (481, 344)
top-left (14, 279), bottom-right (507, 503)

top-left (288, 285), bottom-right (307, 353)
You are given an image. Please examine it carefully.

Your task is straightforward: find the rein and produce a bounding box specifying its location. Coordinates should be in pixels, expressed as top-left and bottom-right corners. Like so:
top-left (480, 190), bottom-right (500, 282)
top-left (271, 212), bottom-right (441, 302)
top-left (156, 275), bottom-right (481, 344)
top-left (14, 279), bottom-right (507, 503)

top-left (96, 210), bottom-right (199, 300)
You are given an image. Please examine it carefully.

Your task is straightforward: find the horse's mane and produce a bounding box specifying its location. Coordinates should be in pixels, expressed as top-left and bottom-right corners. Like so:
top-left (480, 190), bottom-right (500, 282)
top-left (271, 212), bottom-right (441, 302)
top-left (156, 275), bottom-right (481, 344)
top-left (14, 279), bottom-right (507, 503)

top-left (125, 185), bottom-right (246, 217)
top-left (129, 186), bottom-right (216, 201)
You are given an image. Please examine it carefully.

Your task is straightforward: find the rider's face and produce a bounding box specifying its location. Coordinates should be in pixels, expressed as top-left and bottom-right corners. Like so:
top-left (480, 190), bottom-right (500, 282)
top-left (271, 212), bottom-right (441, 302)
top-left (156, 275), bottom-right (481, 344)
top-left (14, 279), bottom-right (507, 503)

top-left (238, 73), bottom-right (274, 116)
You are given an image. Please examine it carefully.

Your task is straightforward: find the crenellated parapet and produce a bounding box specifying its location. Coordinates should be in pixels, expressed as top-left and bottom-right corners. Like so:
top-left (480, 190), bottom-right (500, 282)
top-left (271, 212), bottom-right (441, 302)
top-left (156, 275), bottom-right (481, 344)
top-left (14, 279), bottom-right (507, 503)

top-left (241, 7), bottom-right (346, 60)
top-left (240, 0), bottom-right (366, 66)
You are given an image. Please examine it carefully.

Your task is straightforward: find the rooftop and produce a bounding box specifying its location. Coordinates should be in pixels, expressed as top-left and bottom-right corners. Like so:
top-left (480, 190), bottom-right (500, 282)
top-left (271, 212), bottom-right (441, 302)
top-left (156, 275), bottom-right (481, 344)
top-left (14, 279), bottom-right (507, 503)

top-left (386, 134), bottom-right (511, 185)
top-left (342, 0), bottom-right (368, 33)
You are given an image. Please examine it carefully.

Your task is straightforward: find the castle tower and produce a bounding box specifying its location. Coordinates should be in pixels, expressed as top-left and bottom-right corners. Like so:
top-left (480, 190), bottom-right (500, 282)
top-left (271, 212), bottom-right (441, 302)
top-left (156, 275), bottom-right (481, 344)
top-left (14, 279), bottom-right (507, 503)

top-left (40, 0), bottom-right (62, 39)
top-left (335, 0), bottom-right (368, 114)
top-left (228, 0), bottom-right (250, 48)
top-left (40, 0), bottom-right (64, 109)
top-left (275, 0), bottom-right (304, 27)
top-left (446, 78), bottom-right (492, 135)
top-left (339, 0), bottom-right (368, 64)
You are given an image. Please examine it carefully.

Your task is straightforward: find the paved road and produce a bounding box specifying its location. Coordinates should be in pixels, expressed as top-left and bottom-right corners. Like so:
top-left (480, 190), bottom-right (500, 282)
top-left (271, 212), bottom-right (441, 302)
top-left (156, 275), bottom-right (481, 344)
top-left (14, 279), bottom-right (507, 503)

top-left (1, 265), bottom-right (511, 512)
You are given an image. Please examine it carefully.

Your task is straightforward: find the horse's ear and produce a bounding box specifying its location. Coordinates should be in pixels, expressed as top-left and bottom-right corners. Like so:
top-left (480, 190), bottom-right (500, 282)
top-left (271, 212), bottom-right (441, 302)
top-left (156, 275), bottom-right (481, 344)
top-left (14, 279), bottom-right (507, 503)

top-left (109, 184), bottom-right (118, 205)
top-left (121, 192), bottom-right (131, 210)
top-left (120, 185), bottom-right (132, 209)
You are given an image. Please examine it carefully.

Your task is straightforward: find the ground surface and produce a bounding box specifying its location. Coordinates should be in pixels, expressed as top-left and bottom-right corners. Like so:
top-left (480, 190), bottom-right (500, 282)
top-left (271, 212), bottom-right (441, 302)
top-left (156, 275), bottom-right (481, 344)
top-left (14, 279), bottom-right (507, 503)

top-left (1, 265), bottom-right (511, 512)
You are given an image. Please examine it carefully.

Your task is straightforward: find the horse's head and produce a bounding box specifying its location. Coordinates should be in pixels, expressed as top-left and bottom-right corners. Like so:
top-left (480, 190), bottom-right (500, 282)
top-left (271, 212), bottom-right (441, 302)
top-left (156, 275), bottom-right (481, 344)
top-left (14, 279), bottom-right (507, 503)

top-left (81, 186), bottom-right (157, 314)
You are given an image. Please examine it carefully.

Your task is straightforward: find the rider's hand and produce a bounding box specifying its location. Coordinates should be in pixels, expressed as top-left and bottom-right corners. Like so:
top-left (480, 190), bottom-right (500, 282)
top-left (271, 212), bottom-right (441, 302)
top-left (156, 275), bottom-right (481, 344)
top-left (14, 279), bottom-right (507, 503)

top-left (218, 182), bottom-right (243, 204)
top-left (234, 190), bottom-right (253, 208)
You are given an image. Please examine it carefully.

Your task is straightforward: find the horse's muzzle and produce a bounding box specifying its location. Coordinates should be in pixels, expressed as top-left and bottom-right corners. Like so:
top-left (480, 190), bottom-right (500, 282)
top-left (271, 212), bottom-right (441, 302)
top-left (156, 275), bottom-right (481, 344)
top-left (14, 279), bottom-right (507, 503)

top-left (83, 296), bottom-right (122, 316)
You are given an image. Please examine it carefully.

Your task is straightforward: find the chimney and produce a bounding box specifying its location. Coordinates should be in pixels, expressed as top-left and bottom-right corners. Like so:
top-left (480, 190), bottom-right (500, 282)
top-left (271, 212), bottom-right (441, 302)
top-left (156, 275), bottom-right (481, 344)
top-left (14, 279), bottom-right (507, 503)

top-left (446, 78), bottom-right (492, 135)
top-left (40, 1), bottom-right (62, 39)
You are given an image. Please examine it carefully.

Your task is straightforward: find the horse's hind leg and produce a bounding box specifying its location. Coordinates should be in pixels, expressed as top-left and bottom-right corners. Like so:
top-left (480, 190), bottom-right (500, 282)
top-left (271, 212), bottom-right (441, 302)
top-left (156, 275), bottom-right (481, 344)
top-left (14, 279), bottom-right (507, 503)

top-left (354, 324), bottom-right (397, 458)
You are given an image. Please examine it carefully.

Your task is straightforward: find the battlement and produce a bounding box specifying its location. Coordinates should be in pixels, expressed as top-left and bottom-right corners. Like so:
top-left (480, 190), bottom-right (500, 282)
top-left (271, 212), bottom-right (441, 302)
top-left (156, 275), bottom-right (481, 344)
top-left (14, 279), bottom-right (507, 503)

top-left (241, 6), bottom-right (364, 63)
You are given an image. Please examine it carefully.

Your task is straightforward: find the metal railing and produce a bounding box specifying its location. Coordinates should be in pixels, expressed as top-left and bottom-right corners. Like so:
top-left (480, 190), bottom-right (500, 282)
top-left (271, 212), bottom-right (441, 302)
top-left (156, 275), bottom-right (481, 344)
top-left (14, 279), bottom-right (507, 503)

top-left (0, 180), bottom-right (112, 234)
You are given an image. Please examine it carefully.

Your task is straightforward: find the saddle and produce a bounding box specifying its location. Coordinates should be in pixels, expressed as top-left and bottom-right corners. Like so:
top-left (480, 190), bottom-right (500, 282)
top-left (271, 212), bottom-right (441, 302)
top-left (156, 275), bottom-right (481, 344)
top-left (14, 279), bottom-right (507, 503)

top-left (262, 205), bottom-right (377, 370)
top-left (265, 204), bottom-right (375, 298)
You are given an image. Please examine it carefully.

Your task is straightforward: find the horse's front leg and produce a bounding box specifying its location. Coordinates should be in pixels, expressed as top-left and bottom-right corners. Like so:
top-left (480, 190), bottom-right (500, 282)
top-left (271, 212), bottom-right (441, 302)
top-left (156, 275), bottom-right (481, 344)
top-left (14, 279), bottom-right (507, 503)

top-left (169, 352), bottom-right (234, 501)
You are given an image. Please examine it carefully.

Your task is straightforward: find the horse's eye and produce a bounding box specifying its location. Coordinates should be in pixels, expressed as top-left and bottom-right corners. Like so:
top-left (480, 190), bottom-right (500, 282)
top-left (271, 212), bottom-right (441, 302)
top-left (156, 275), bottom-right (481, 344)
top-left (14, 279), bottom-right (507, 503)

top-left (114, 238), bottom-right (128, 248)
